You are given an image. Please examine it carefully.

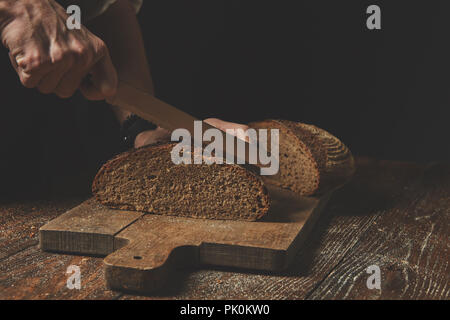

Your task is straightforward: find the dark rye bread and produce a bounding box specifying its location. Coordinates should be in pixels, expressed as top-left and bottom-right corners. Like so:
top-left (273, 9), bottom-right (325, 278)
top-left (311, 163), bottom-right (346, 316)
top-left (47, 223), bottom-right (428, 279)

top-left (249, 119), bottom-right (355, 196)
top-left (92, 143), bottom-right (270, 221)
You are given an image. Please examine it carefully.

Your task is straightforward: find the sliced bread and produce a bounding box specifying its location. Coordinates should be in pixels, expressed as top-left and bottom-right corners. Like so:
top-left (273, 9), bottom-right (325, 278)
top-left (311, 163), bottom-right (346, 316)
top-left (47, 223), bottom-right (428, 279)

top-left (92, 143), bottom-right (270, 221)
top-left (249, 119), bottom-right (355, 196)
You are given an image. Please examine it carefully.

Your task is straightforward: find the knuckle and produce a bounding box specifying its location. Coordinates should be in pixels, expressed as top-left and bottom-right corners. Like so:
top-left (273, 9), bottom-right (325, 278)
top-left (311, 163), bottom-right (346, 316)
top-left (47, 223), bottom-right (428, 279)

top-left (20, 52), bottom-right (52, 74)
top-left (19, 56), bottom-right (39, 72)
top-left (69, 40), bottom-right (93, 66)
top-left (56, 91), bottom-right (72, 99)
top-left (75, 45), bottom-right (88, 57)
top-left (75, 47), bottom-right (91, 66)
top-left (56, 87), bottom-right (76, 99)
top-left (51, 47), bottom-right (64, 64)
top-left (52, 47), bottom-right (75, 67)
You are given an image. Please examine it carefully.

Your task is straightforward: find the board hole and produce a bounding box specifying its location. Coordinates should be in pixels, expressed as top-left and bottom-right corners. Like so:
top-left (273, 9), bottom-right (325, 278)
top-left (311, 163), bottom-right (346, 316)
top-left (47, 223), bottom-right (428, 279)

top-left (133, 255), bottom-right (142, 260)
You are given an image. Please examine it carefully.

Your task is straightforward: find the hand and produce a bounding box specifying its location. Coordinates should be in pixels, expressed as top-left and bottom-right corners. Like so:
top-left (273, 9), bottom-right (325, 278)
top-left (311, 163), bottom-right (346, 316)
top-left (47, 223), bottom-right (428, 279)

top-left (0, 0), bottom-right (117, 99)
top-left (134, 126), bottom-right (171, 148)
top-left (133, 118), bottom-right (249, 149)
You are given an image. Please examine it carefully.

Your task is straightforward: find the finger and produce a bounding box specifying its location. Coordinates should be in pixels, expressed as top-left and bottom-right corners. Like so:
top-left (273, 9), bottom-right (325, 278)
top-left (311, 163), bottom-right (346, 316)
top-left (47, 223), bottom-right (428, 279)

top-left (15, 56), bottom-right (54, 88)
top-left (38, 71), bottom-right (66, 94)
top-left (8, 52), bottom-right (19, 72)
top-left (37, 60), bottom-right (71, 94)
top-left (134, 127), bottom-right (172, 148)
top-left (10, 53), bottom-right (52, 88)
top-left (54, 68), bottom-right (85, 98)
top-left (16, 57), bottom-right (52, 75)
top-left (152, 127), bottom-right (172, 142)
top-left (18, 70), bottom-right (45, 88)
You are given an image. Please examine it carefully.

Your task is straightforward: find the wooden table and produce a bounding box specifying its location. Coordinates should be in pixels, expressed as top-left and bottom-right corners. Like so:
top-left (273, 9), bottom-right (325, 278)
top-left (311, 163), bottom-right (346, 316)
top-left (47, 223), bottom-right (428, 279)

top-left (0, 157), bottom-right (448, 300)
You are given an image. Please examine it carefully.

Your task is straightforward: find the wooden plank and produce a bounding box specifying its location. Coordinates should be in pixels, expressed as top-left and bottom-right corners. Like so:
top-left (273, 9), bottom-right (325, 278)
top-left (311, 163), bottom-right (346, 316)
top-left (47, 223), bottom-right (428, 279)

top-left (0, 198), bottom-right (121, 299)
top-left (38, 185), bottom-right (331, 293)
top-left (117, 203), bottom-right (379, 299)
top-left (39, 198), bottom-right (145, 256)
top-left (307, 162), bottom-right (450, 300)
top-left (0, 245), bottom-right (120, 300)
top-left (0, 198), bottom-right (85, 261)
top-left (105, 188), bottom-right (331, 293)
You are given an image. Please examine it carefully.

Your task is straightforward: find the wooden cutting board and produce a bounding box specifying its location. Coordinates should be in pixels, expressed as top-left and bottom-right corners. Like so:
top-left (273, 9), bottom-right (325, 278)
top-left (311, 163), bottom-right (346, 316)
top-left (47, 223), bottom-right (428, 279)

top-left (39, 186), bottom-right (333, 293)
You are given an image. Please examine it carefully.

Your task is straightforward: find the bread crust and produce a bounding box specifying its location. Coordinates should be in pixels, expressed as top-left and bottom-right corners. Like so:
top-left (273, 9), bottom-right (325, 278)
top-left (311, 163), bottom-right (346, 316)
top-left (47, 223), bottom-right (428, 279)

top-left (249, 119), bottom-right (355, 195)
top-left (92, 143), bottom-right (271, 221)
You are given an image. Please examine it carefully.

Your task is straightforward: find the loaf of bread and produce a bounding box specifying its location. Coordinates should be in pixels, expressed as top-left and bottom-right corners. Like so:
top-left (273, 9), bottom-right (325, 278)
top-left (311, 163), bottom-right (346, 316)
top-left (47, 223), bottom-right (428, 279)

top-left (249, 120), bottom-right (355, 196)
top-left (92, 143), bottom-right (270, 221)
top-left (92, 119), bottom-right (354, 220)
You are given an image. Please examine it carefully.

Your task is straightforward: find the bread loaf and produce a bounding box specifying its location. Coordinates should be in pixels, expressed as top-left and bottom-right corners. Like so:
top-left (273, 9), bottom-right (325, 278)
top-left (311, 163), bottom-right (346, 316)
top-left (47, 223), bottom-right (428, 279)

top-left (92, 119), bottom-right (354, 220)
top-left (249, 120), bottom-right (355, 196)
top-left (92, 143), bottom-right (270, 221)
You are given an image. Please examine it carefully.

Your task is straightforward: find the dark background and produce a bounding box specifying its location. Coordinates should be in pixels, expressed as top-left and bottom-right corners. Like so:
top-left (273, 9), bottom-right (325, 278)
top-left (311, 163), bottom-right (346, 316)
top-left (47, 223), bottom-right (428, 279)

top-left (0, 0), bottom-right (449, 199)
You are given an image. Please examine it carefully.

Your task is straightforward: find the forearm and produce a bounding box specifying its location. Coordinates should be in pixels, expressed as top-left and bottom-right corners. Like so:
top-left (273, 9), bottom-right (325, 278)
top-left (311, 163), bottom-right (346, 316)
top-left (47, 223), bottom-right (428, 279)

top-left (86, 0), bottom-right (152, 123)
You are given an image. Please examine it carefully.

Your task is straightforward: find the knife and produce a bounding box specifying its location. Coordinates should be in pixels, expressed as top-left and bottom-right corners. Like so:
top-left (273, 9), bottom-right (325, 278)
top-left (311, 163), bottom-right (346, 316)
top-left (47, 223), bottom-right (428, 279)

top-left (107, 80), bottom-right (259, 166)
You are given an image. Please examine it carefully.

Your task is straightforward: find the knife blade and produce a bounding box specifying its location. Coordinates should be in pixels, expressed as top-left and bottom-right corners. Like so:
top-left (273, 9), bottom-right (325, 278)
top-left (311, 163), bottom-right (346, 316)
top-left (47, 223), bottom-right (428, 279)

top-left (107, 80), bottom-right (258, 166)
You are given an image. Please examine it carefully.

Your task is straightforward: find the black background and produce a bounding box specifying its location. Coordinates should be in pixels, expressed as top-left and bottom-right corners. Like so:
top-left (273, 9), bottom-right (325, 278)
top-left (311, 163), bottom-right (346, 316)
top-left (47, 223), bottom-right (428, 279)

top-left (0, 0), bottom-right (449, 199)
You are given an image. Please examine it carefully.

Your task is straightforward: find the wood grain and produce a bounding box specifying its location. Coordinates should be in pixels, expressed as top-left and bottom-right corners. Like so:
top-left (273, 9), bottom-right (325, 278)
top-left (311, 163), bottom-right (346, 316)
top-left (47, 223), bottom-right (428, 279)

top-left (39, 198), bottom-right (144, 256)
top-left (1, 158), bottom-right (448, 299)
top-left (308, 162), bottom-right (450, 300)
top-left (0, 198), bottom-right (118, 299)
top-left (0, 246), bottom-right (119, 299)
top-left (0, 199), bottom-right (83, 260)
top-left (39, 186), bottom-right (331, 293)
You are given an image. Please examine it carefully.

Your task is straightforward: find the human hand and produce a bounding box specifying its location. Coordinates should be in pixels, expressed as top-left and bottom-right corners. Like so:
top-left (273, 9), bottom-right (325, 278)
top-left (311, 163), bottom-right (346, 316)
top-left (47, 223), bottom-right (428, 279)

top-left (134, 126), bottom-right (171, 148)
top-left (0, 0), bottom-right (117, 99)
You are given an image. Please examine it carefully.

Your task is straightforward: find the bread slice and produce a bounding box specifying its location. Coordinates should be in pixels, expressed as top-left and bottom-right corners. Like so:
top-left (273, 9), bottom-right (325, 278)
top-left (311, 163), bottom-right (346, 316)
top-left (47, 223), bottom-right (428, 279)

top-left (92, 143), bottom-right (270, 221)
top-left (249, 120), bottom-right (355, 196)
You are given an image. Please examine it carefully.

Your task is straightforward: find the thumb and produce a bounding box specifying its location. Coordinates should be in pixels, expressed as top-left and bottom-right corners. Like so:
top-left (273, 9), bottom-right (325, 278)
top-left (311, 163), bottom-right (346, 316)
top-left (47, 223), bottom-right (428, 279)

top-left (80, 51), bottom-right (118, 100)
